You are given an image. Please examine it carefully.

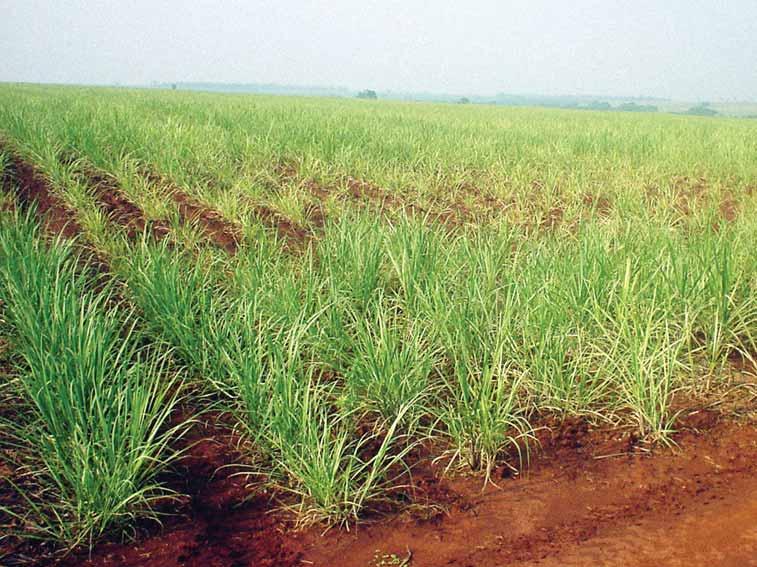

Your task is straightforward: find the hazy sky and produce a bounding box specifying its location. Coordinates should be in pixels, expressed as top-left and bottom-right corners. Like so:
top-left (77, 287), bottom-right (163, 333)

top-left (1, 1), bottom-right (755, 101)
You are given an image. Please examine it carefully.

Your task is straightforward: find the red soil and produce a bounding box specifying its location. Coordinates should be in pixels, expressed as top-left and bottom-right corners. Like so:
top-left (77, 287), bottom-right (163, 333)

top-left (2, 149), bottom-right (83, 239)
top-left (74, 165), bottom-right (171, 240)
top-left (303, 202), bottom-right (328, 230)
top-left (61, 414), bottom-right (302, 567)
top-left (170, 190), bottom-right (242, 255)
top-left (344, 176), bottom-right (401, 210)
top-left (451, 181), bottom-right (514, 222)
top-left (340, 176), bottom-right (468, 228)
top-left (135, 168), bottom-right (244, 254)
top-left (539, 205), bottom-right (565, 231)
top-left (249, 202), bottom-right (313, 246)
top-left (55, 409), bottom-right (757, 567)
top-left (582, 193), bottom-right (613, 217)
top-left (303, 179), bottom-right (331, 202)
top-left (294, 412), bottom-right (757, 567)
top-left (4, 155), bottom-right (756, 565)
top-left (1, 151), bottom-right (115, 288)
top-left (719, 193), bottom-right (739, 222)
top-left (272, 165), bottom-right (477, 229)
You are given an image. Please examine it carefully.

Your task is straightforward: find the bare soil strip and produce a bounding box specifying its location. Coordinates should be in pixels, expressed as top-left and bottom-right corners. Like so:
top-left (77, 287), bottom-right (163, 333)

top-left (274, 164), bottom-right (500, 229)
top-left (70, 163), bottom-right (171, 241)
top-left (135, 168), bottom-right (243, 254)
top-left (1, 147), bottom-right (83, 239)
top-left (0, 148), bottom-right (112, 283)
top-left (339, 176), bottom-right (533, 227)
top-left (0, 151), bottom-right (117, 565)
top-left (311, 174), bottom-right (468, 228)
top-left (246, 200), bottom-right (314, 247)
top-left (169, 190), bottom-right (242, 255)
top-left (59, 410), bottom-right (757, 567)
top-left (303, 202), bottom-right (328, 230)
top-left (62, 414), bottom-right (302, 567)
top-left (274, 160), bottom-right (508, 228)
top-left (269, 163), bottom-right (330, 230)
top-left (4, 153), bottom-right (755, 566)
top-left (293, 412), bottom-right (757, 567)
top-left (0, 156), bottom-right (286, 566)
top-left (153, 164), bottom-right (314, 248)
top-left (340, 176), bottom-right (466, 228)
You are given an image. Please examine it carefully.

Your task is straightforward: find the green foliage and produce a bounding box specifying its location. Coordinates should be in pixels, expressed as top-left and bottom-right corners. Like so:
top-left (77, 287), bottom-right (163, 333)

top-left (685, 103), bottom-right (719, 116)
top-left (0, 211), bottom-right (184, 550)
top-left (356, 89), bottom-right (378, 100)
top-left (0, 83), bottom-right (755, 539)
top-left (615, 102), bottom-right (658, 112)
top-left (340, 298), bottom-right (436, 426)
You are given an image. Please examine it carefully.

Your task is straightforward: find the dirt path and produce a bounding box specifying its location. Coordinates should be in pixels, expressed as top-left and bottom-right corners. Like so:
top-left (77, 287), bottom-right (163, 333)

top-left (58, 411), bottom-right (757, 567)
top-left (527, 475), bottom-right (757, 567)
top-left (293, 414), bottom-right (757, 567)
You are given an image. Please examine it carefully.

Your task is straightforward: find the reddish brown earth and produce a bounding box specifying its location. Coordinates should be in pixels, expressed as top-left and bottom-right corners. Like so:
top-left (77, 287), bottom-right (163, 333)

top-left (582, 193), bottom-right (613, 217)
top-left (0, 152), bottom-right (111, 564)
top-left (72, 164), bottom-right (171, 241)
top-left (272, 165), bottom-right (495, 229)
top-left (170, 190), bottom-right (242, 254)
top-left (0, 148), bottom-right (113, 286)
top-left (46, 409), bottom-right (757, 567)
top-left (649, 176), bottom-right (744, 225)
top-left (293, 412), bottom-right (757, 567)
top-left (303, 202), bottom-right (328, 230)
top-left (233, 163), bottom-right (324, 240)
top-left (4, 154), bottom-right (756, 566)
top-left (343, 176), bottom-right (401, 210)
top-left (248, 201), bottom-right (313, 247)
top-left (340, 176), bottom-right (469, 228)
top-left (135, 167), bottom-right (245, 254)
top-left (272, 167), bottom-right (462, 233)
top-left (1, 147), bottom-right (83, 239)
top-left (342, 176), bottom-right (463, 228)
top-left (276, 168), bottom-right (399, 216)
top-left (448, 180), bottom-right (517, 223)
top-left (0, 197), bottom-right (14, 213)
top-left (303, 174), bottom-right (517, 229)
top-left (271, 164), bottom-right (397, 212)
top-left (539, 205), bottom-right (566, 232)
top-left (0, 341), bottom-right (32, 566)
top-left (59, 414), bottom-right (302, 567)
top-left (719, 192), bottom-right (739, 222)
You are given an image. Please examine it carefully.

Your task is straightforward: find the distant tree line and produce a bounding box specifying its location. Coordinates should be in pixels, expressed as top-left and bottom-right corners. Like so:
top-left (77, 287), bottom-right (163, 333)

top-left (683, 102), bottom-right (718, 116)
top-left (579, 101), bottom-right (658, 112)
top-left (615, 102), bottom-right (658, 112)
top-left (151, 83), bottom-right (733, 118)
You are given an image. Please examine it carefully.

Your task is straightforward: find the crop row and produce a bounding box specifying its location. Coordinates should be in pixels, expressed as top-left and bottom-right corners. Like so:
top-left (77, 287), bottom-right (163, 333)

top-left (1, 85), bottom-right (756, 560)
top-left (2, 198), bottom-right (755, 555)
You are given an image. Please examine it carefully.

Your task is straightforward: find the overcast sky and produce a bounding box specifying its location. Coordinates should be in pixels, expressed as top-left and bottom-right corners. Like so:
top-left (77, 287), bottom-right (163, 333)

top-left (1, 1), bottom-right (755, 101)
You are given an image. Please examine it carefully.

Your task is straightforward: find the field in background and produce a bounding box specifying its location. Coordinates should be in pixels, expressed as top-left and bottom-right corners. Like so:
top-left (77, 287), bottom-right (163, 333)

top-left (0, 84), bottom-right (756, 566)
top-left (149, 82), bottom-right (757, 117)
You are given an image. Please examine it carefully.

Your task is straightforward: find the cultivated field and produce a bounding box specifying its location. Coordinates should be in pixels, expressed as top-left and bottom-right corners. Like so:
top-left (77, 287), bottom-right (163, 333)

top-left (0, 84), bottom-right (756, 566)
